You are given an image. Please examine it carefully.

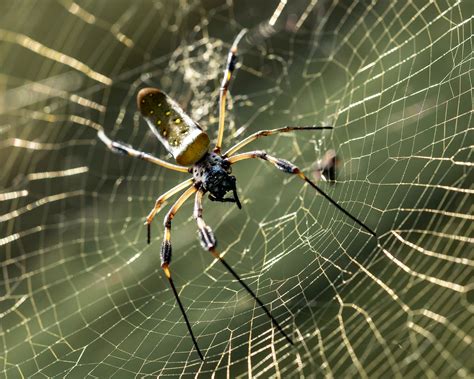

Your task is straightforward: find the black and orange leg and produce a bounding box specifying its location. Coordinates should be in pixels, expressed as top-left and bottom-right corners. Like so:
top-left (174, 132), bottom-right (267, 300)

top-left (159, 186), bottom-right (204, 360)
top-left (223, 125), bottom-right (333, 157)
top-left (226, 151), bottom-right (377, 238)
top-left (214, 29), bottom-right (248, 154)
top-left (193, 190), bottom-right (294, 346)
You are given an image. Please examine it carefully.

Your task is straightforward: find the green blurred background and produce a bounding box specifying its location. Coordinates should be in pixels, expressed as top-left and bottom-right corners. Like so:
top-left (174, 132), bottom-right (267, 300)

top-left (0, 1), bottom-right (472, 377)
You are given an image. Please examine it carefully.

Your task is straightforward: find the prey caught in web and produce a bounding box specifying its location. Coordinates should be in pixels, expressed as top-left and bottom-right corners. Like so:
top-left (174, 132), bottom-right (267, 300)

top-left (97, 29), bottom-right (377, 360)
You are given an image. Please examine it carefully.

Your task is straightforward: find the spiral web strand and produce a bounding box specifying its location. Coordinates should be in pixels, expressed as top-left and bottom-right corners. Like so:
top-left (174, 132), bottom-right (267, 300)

top-left (0, 1), bottom-right (472, 377)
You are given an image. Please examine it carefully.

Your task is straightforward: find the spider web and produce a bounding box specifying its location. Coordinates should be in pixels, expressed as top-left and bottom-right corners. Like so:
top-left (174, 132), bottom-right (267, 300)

top-left (1, 0), bottom-right (472, 377)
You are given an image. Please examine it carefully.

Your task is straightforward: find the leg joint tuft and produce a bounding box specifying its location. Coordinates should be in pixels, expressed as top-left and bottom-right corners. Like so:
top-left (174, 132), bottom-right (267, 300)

top-left (198, 226), bottom-right (216, 250)
top-left (275, 158), bottom-right (299, 174)
top-left (161, 240), bottom-right (172, 266)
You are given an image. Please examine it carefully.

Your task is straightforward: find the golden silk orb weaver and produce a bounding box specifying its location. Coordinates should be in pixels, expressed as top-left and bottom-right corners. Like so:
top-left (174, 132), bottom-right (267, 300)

top-left (98, 29), bottom-right (376, 360)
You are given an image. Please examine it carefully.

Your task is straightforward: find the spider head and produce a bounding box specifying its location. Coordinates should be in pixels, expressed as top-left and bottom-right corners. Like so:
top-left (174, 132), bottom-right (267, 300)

top-left (203, 166), bottom-right (241, 208)
top-left (205, 165), bottom-right (235, 197)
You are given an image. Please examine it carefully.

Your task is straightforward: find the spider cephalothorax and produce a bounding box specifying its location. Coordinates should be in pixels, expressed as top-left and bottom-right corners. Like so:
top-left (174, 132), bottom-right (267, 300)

top-left (192, 152), bottom-right (241, 208)
top-left (98, 29), bottom-right (376, 360)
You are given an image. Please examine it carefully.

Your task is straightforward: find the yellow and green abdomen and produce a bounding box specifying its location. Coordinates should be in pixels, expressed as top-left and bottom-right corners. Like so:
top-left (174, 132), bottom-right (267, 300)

top-left (137, 87), bottom-right (210, 166)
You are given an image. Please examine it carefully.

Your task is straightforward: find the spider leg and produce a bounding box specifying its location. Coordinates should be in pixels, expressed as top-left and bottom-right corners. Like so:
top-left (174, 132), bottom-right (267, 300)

top-left (226, 151), bottom-right (377, 238)
top-left (98, 129), bottom-right (189, 173)
top-left (160, 185), bottom-right (204, 361)
top-left (145, 178), bottom-right (194, 244)
top-left (193, 190), bottom-right (294, 346)
top-left (224, 126), bottom-right (333, 157)
top-left (214, 29), bottom-right (248, 154)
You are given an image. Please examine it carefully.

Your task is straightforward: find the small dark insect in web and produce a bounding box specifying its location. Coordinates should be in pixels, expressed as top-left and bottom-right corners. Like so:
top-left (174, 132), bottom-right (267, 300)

top-left (314, 149), bottom-right (340, 183)
top-left (98, 29), bottom-right (377, 361)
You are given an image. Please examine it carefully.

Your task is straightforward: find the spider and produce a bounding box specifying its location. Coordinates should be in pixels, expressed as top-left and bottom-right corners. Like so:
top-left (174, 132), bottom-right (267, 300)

top-left (98, 29), bottom-right (376, 360)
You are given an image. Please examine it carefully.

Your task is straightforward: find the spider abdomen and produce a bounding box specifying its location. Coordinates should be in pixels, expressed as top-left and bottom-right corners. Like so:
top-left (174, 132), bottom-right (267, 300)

top-left (137, 88), bottom-right (210, 166)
